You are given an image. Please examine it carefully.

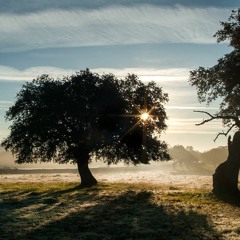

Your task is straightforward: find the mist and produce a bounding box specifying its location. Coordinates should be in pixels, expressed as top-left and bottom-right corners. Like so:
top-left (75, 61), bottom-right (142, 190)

top-left (0, 145), bottom-right (228, 177)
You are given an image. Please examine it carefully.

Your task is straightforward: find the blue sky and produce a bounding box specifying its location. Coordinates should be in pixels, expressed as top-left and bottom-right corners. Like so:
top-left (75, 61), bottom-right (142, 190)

top-left (0, 0), bottom-right (239, 151)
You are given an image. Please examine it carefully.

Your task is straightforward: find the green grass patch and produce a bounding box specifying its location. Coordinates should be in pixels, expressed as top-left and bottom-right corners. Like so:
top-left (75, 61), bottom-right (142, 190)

top-left (1, 181), bottom-right (240, 239)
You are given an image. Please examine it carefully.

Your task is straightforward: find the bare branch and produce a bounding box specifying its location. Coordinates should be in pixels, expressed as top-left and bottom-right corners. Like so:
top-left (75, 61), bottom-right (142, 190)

top-left (194, 110), bottom-right (239, 126)
top-left (194, 110), bottom-right (239, 141)
top-left (194, 111), bottom-right (215, 126)
top-left (213, 124), bottom-right (236, 142)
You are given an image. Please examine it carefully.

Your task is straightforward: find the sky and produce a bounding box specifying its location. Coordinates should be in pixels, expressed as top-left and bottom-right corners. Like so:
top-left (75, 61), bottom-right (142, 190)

top-left (0, 0), bottom-right (239, 152)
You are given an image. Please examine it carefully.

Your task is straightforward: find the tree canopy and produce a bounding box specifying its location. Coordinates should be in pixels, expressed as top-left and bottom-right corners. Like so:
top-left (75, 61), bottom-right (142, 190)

top-left (189, 9), bottom-right (240, 139)
top-left (1, 69), bottom-right (170, 186)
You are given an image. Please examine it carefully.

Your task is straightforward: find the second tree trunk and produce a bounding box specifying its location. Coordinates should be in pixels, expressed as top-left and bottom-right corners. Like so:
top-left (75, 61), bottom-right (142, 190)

top-left (212, 131), bottom-right (240, 195)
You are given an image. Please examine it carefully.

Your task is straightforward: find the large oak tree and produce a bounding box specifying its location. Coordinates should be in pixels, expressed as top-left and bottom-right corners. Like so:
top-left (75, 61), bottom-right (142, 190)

top-left (1, 69), bottom-right (170, 187)
top-left (189, 9), bottom-right (240, 195)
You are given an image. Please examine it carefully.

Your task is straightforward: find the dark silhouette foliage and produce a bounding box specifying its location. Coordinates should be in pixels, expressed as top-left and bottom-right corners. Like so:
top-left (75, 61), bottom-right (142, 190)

top-left (189, 9), bottom-right (240, 138)
top-left (1, 69), bottom-right (170, 187)
top-left (189, 9), bottom-right (240, 196)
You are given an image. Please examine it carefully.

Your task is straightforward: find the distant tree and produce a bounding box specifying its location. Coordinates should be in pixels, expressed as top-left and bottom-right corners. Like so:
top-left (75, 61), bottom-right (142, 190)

top-left (200, 147), bottom-right (227, 169)
top-left (170, 145), bottom-right (229, 172)
top-left (170, 145), bottom-right (200, 171)
top-left (1, 69), bottom-right (170, 187)
top-left (189, 9), bottom-right (240, 195)
top-left (186, 146), bottom-right (201, 160)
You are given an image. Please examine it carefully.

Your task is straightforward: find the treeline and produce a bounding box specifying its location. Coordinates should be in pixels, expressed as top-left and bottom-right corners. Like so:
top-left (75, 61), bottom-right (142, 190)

top-left (169, 145), bottom-right (228, 172)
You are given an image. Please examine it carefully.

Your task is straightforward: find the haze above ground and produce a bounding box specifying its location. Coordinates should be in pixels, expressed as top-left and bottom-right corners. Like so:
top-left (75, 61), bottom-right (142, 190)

top-left (0, 1), bottom-right (239, 153)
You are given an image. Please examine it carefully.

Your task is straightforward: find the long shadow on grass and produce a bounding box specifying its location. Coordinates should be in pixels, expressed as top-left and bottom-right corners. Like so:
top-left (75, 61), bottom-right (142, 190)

top-left (0, 184), bottom-right (102, 239)
top-left (16, 189), bottom-right (221, 240)
top-left (0, 184), bottom-right (94, 208)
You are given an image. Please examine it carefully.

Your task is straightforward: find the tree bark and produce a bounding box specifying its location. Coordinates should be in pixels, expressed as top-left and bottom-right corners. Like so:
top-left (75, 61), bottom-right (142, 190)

top-left (212, 131), bottom-right (240, 195)
top-left (76, 154), bottom-right (97, 188)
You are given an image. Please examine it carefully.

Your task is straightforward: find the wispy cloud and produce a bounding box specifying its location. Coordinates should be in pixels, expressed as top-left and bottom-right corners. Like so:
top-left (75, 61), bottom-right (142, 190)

top-left (0, 65), bottom-right (191, 81)
top-left (166, 117), bottom-right (223, 134)
top-left (0, 65), bottom-right (75, 81)
top-left (93, 67), bottom-right (191, 81)
top-left (0, 0), bottom-right (237, 14)
top-left (166, 106), bottom-right (218, 110)
top-left (1, 65), bottom-right (222, 110)
top-left (0, 100), bottom-right (12, 110)
top-left (0, 6), bottom-right (230, 52)
top-left (0, 64), bottom-right (218, 107)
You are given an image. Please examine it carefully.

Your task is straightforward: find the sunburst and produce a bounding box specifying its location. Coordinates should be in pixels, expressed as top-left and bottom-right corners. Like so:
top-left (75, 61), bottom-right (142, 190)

top-left (140, 112), bottom-right (149, 121)
top-left (120, 94), bottom-right (161, 150)
top-left (103, 91), bottom-right (162, 154)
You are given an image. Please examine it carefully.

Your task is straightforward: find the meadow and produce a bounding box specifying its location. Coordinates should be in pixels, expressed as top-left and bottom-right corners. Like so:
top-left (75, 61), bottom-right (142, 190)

top-left (1, 169), bottom-right (240, 240)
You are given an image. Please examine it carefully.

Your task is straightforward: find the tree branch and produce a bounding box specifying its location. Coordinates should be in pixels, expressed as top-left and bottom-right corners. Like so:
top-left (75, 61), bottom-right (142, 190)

top-left (194, 110), bottom-right (239, 126)
top-left (213, 124), bottom-right (236, 142)
top-left (193, 110), bottom-right (239, 141)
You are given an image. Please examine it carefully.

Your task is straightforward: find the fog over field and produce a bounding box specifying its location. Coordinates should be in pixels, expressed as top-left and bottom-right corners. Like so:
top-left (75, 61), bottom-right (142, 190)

top-left (0, 162), bottom-right (213, 189)
top-left (0, 143), bottom-right (232, 192)
top-left (0, 144), bottom-right (228, 172)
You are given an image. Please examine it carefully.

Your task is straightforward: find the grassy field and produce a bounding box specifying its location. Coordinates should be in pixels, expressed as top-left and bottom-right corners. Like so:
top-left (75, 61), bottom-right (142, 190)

top-left (1, 181), bottom-right (240, 240)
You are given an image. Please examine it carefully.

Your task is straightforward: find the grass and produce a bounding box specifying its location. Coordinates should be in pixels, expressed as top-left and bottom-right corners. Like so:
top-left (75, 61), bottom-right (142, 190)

top-left (1, 181), bottom-right (240, 240)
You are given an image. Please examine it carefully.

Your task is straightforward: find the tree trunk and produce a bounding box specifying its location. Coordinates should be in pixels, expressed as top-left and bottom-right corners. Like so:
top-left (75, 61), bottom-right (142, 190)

top-left (76, 155), bottom-right (97, 188)
top-left (212, 131), bottom-right (240, 196)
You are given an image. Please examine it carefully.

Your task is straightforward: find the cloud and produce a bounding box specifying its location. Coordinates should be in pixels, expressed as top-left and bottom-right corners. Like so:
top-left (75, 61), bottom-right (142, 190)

top-left (0, 64), bottom-right (218, 109)
top-left (0, 6), bottom-right (231, 52)
top-left (0, 65), bottom-right (191, 81)
top-left (166, 117), bottom-right (223, 134)
top-left (0, 100), bottom-right (12, 110)
top-left (0, 0), bottom-right (238, 14)
top-left (166, 106), bottom-right (218, 110)
top-left (1, 65), bottom-right (223, 110)
top-left (0, 65), bottom-right (76, 81)
top-left (93, 67), bottom-right (191, 81)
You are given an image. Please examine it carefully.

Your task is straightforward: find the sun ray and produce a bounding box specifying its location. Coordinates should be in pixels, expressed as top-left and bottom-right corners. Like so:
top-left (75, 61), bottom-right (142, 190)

top-left (144, 91), bottom-right (147, 110)
top-left (119, 93), bottom-right (162, 147)
top-left (103, 90), bottom-right (163, 156)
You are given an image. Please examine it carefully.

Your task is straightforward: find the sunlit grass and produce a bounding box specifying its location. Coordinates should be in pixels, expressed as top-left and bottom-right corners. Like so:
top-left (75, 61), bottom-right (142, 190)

top-left (1, 182), bottom-right (240, 239)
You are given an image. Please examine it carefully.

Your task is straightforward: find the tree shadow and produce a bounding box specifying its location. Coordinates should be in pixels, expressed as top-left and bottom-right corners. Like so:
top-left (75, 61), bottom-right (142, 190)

top-left (3, 189), bottom-right (220, 240)
top-left (0, 183), bottom-right (104, 239)
top-left (0, 184), bottom-right (100, 211)
top-left (213, 192), bottom-right (240, 207)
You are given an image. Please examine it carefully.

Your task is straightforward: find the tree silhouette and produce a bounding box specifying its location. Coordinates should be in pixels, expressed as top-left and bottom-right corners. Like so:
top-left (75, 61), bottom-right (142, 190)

top-left (1, 69), bottom-right (170, 187)
top-left (189, 9), bottom-right (240, 139)
top-left (169, 145), bottom-right (199, 171)
top-left (189, 9), bottom-right (240, 195)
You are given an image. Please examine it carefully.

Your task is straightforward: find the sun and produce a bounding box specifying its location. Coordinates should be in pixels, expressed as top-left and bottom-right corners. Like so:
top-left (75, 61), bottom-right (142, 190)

top-left (119, 93), bottom-right (161, 148)
top-left (140, 112), bottom-right (149, 121)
